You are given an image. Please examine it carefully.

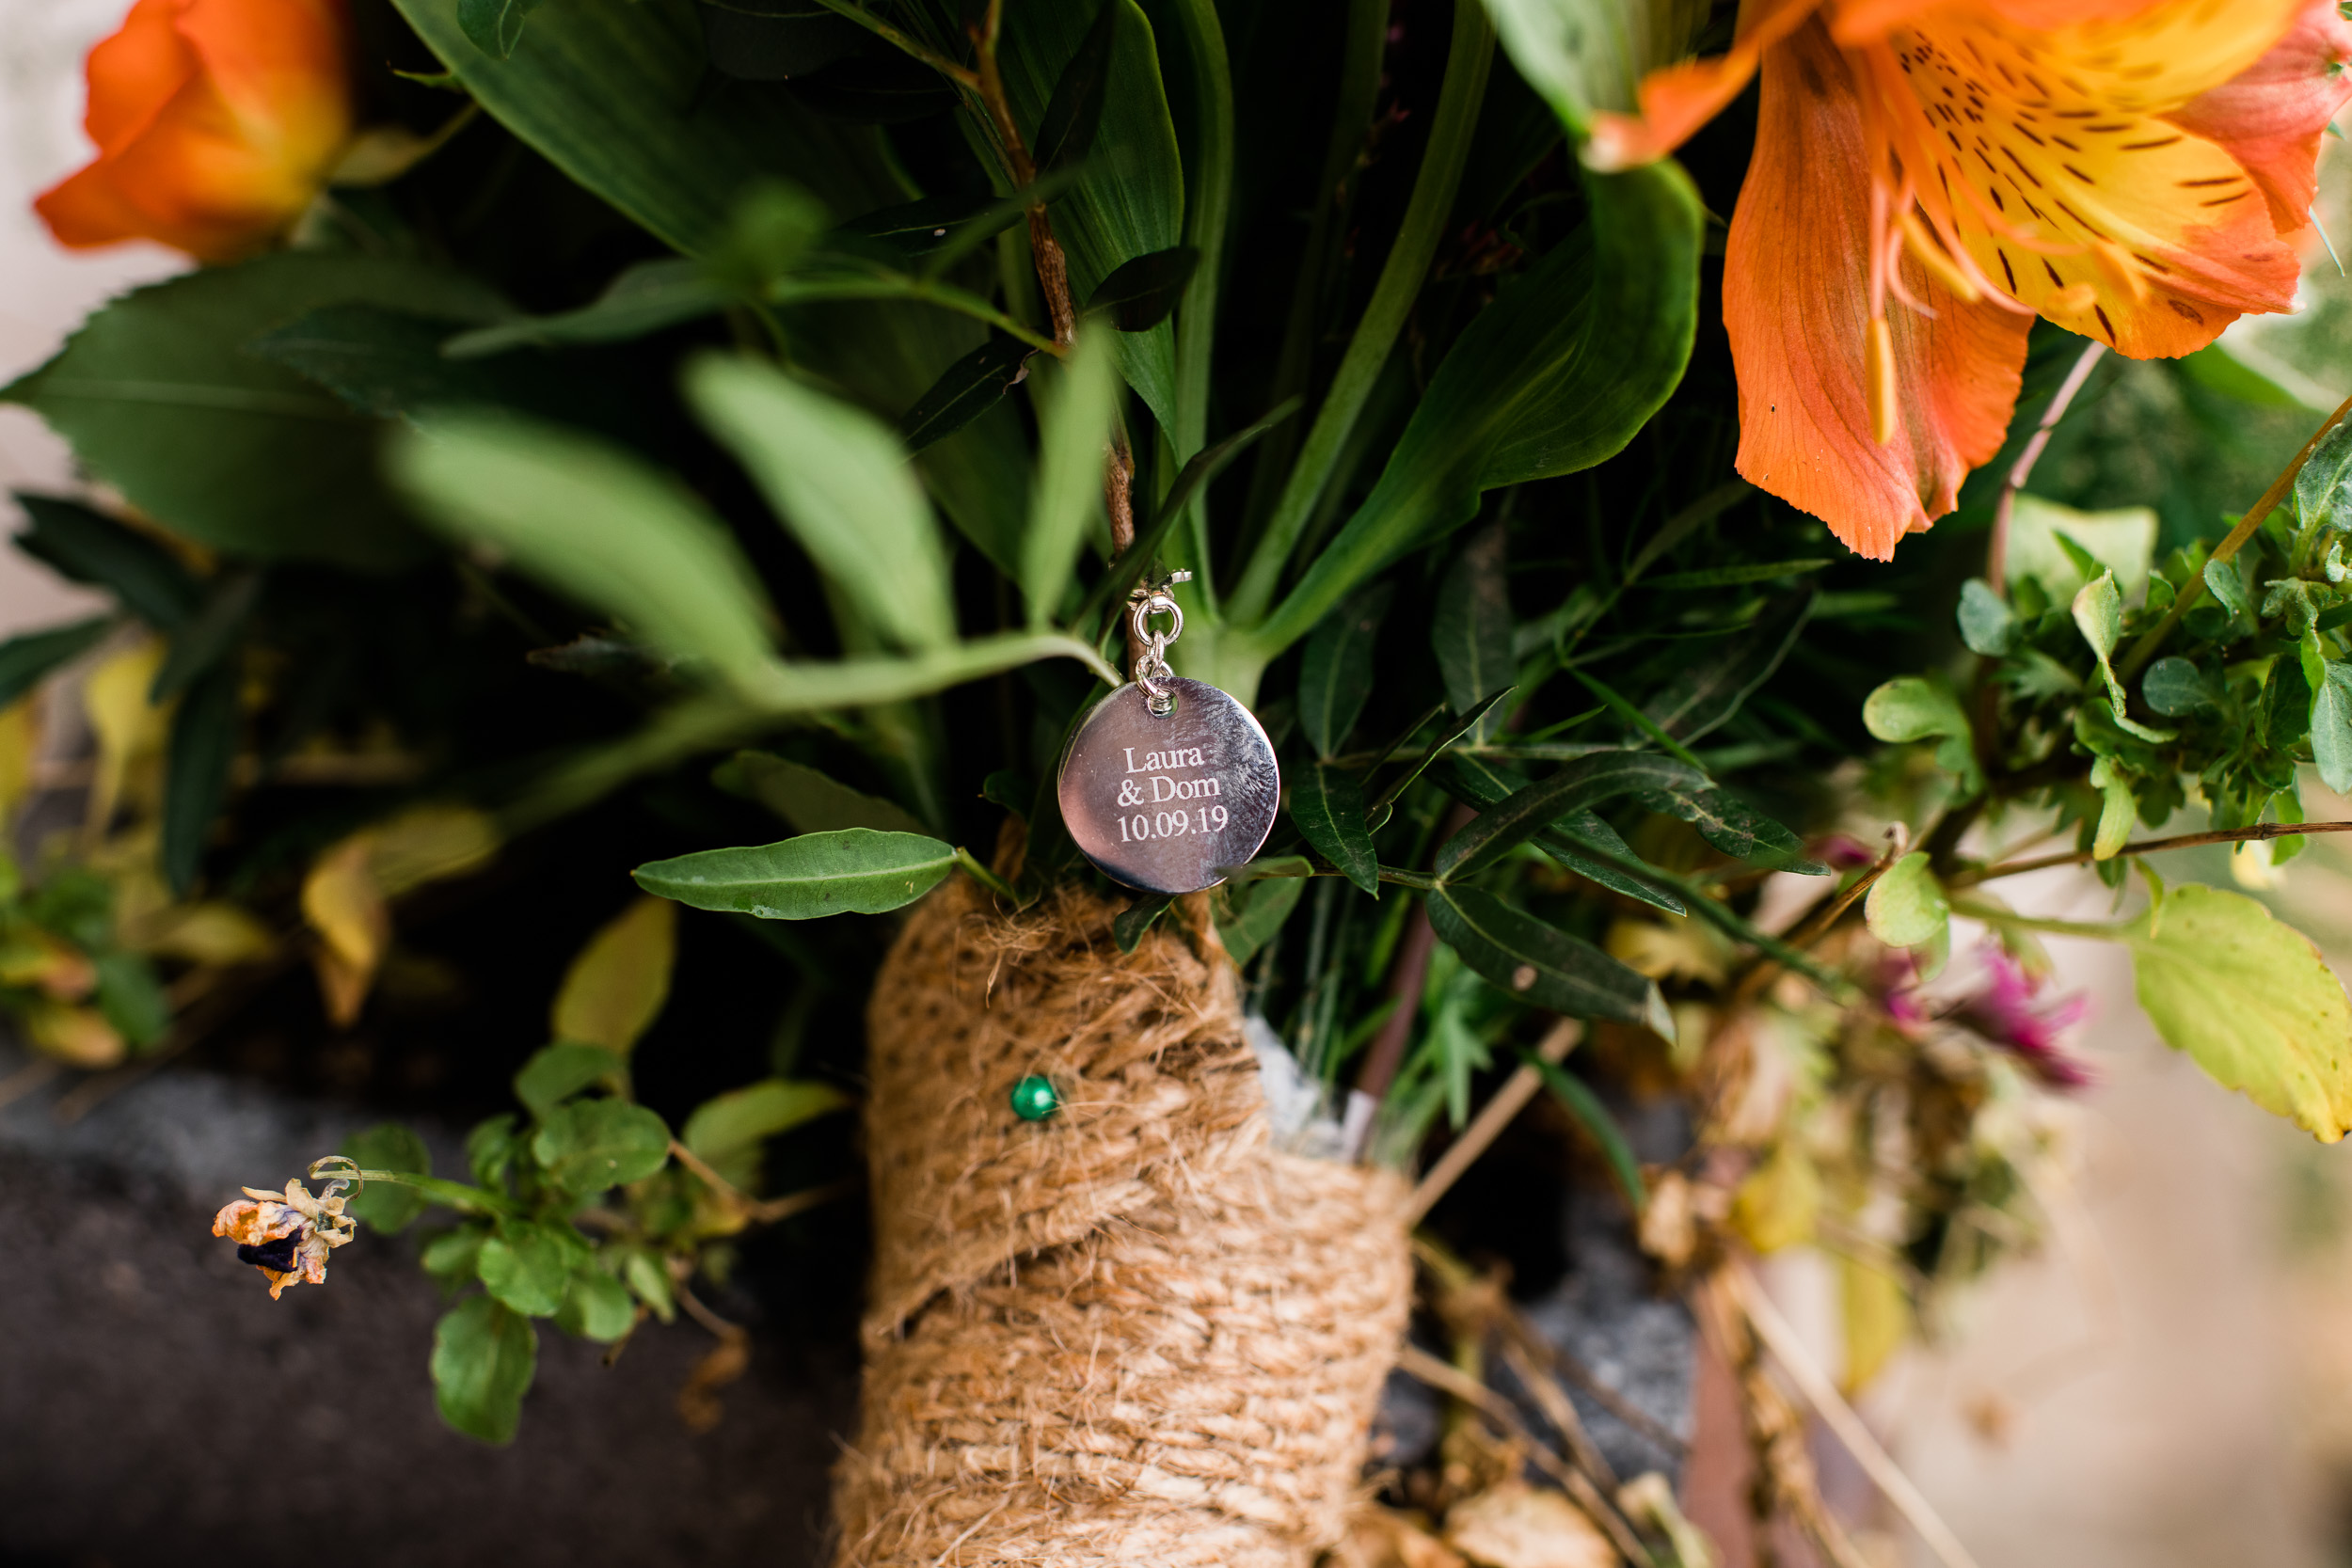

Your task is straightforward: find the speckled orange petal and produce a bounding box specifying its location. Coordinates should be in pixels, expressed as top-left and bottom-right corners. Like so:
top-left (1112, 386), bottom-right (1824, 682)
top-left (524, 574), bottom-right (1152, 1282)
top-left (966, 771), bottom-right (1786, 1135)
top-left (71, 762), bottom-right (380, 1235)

top-left (1727, 15), bottom-right (2029, 560)
top-left (2169, 0), bottom-right (2352, 236)
top-left (1588, 0), bottom-right (1820, 169)
top-left (1862, 0), bottom-right (2305, 358)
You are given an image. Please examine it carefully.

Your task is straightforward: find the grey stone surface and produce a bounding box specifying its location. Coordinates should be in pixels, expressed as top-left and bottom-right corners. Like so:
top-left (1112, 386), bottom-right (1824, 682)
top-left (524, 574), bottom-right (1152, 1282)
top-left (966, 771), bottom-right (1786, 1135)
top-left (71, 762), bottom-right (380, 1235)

top-left (0, 1050), bottom-right (855, 1568)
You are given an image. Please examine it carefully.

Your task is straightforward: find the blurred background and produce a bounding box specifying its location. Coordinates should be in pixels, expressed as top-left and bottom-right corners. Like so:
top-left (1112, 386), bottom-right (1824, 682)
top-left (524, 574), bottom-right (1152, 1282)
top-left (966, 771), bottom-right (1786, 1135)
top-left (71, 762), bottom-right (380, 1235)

top-left (8, 4), bottom-right (2352, 1565)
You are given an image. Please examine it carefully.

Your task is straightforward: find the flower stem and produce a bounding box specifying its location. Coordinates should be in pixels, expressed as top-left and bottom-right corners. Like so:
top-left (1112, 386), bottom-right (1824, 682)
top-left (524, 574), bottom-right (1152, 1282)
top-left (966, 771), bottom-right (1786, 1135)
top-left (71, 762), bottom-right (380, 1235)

top-left (1987, 341), bottom-right (2105, 595)
top-left (1949, 817), bottom-right (2352, 886)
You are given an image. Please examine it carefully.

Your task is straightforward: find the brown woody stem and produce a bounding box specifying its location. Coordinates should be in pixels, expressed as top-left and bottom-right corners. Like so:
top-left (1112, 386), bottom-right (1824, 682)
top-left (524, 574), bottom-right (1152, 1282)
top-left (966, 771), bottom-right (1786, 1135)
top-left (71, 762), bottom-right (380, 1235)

top-left (1950, 817), bottom-right (2352, 887)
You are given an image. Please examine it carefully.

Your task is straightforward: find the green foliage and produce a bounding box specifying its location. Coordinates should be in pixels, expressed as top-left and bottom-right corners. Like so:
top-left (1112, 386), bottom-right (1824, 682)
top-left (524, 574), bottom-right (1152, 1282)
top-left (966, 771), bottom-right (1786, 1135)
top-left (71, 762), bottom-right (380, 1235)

top-left (684, 1078), bottom-right (852, 1190)
top-left (432, 1295), bottom-right (537, 1444)
top-left (532, 1100), bottom-right (675, 1195)
top-left (634, 830), bottom-right (958, 918)
top-left (1864, 853), bottom-right (1948, 950)
top-left (343, 1124), bottom-right (434, 1232)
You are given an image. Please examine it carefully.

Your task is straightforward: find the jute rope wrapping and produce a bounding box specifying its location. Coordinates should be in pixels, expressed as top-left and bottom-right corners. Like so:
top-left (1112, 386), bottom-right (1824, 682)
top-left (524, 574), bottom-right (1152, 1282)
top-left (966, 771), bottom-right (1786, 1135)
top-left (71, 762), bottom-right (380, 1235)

top-left (834, 878), bottom-right (1412, 1568)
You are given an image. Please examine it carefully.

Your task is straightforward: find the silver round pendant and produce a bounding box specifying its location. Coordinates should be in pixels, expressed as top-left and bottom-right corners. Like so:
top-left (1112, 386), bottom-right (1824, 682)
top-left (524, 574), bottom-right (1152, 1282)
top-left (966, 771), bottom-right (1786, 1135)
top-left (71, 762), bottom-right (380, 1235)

top-left (1057, 677), bottom-right (1280, 895)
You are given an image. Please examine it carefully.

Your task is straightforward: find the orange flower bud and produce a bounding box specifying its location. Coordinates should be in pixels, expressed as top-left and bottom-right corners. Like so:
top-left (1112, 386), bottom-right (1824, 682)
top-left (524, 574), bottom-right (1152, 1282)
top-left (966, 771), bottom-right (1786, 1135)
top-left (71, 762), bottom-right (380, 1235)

top-left (35, 0), bottom-right (354, 263)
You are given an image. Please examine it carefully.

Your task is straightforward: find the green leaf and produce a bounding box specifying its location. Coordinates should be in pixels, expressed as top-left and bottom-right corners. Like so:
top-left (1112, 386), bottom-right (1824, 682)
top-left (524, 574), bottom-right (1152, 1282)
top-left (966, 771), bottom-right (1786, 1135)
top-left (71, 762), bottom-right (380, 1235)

top-left (682, 1077), bottom-right (851, 1190)
top-left (531, 1099), bottom-right (673, 1194)
top-left (1022, 329), bottom-right (1120, 626)
top-left (343, 1123), bottom-right (433, 1232)
top-left (1114, 893), bottom-right (1174, 951)
top-left (478, 1224), bottom-right (572, 1316)
top-left (684, 354), bottom-right (953, 653)
top-left (1034, 0), bottom-right (1120, 170)
top-left (2141, 656), bottom-right (2217, 718)
top-left (1434, 523), bottom-right (1514, 743)
top-left (1638, 560), bottom-right (1829, 589)
top-left (899, 339), bottom-right (1038, 455)
top-left (1292, 763), bottom-right (1379, 895)
top-left (1862, 675), bottom-right (1970, 743)
top-left (1482, 0), bottom-right (1706, 132)
top-left (1083, 246), bottom-right (1201, 333)
top-left (442, 261), bottom-right (739, 357)
top-left (995, 0), bottom-right (1184, 427)
top-left (715, 752), bottom-right (930, 835)
top-left (1957, 578), bottom-right (2016, 656)
top-left (150, 568), bottom-right (259, 703)
top-left (468, 1114), bottom-right (524, 1190)
top-left (390, 0), bottom-right (902, 257)
top-left (556, 1270), bottom-right (636, 1342)
top-left (2089, 755), bottom-right (2135, 860)
top-left (2202, 557), bottom-right (2251, 624)
top-left (1426, 884), bottom-right (1671, 1036)
top-left (0, 617), bottom-right (114, 708)
top-left (431, 1295), bottom-right (536, 1444)
top-left (1641, 589), bottom-right (1811, 742)
top-left (385, 410), bottom-right (779, 689)
top-left (11, 495), bottom-right (199, 629)
top-left (1646, 786), bottom-right (1827, 875)
top-left (1372, 688), bottom-right (1518, 814)
top-left (2073, 570), bottom-right (2175, 743)
top-left (1298, 583), bottom-right (1391, 759)
top-left (159, 658), bottom-right (239, 896)
top-left (2129, 884), bottom-right (2352, 1141)
top-left (1523, 1049), bottom-right (1647, 1208)
top-left (633, 828), bottom-right (956, 918)
top-left (1216, 875), bottom-right (1304, 967)
top-left (421, 1226), bottom-right (488, 1291)
top-left (1436, 751), bottom-right (1707, 881)
top-left (2314, 661), bottom-right (2352, 795)
top-left (458, 0), bottom-right (544, 56)
top-left (623, 1248), bottom-right (675, 1322)
top-left (1252, 161), bottom-right (1699, 654)
top-left (92, 951), bottom-right (168, 1051)
top-left (513, 1042), bottom-right (628, 1118)
top-left (2296, 416), bottom-right (2352, 533)
top-left (1865, 852), bottom-right (1949, 949)
top-left (3, 255), bottom-right (505, 568)
top-left (1438, 754), bottom-right (1686, 914)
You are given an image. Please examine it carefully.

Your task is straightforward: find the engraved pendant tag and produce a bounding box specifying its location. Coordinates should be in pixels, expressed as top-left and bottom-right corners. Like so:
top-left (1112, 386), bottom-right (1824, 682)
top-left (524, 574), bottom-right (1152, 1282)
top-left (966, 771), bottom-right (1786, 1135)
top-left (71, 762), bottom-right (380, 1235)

top-left (1057, 677), bottom-right (1279, 895)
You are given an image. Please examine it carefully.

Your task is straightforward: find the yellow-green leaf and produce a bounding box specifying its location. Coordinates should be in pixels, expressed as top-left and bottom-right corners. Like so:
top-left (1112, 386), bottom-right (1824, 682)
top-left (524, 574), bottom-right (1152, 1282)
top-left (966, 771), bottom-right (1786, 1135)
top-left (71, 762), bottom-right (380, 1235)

top-left (1864, 851), bottom-right (1947, 950)
top-left (1731, 1138), bottom-right (1818, 1254)
top-left (550, 897), bottom-right (676, 1055)
top-left (2129, 884), bottom-right (2352, 1141)
top-left (1840, 1256), bottom-right (1909, 1393)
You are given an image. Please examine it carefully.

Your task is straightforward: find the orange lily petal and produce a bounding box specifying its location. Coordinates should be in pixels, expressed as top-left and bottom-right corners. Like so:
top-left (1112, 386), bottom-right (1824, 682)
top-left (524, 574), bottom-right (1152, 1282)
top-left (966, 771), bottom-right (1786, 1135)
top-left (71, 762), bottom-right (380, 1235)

top-left (2169, 0), bottom-right (2352, 236)
top-left (1859, 0), bottom-right (2306, 358)
top-left (1727, 14), bottom-right (2029, 560)
top-left (1588, 0), bottom-right (1820, 169)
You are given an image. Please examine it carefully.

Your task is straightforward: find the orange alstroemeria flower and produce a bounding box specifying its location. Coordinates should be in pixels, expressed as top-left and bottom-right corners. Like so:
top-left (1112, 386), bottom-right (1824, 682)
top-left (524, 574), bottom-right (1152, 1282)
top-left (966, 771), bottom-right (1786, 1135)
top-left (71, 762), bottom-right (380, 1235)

top-left (36, 0), bottom-right (354, 263)
top-left (1593, 0), bottom-right (2352, 559)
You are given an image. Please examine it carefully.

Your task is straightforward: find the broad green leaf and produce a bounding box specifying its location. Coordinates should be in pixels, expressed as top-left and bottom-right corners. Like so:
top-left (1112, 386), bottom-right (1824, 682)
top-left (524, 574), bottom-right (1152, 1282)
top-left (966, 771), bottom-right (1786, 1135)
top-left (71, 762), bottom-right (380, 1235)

top-left (994, 0), bottom-right (1184, 429)
top-left (0, 617), bottom-right (114, 708)
top-left (550, 897), bottom-right (675, 1053)
top-left (633, 828), bottom-right (956, 918)
top-left (716, 752), bottom-right (929, 835)
top-left (2296, 416), bottom-right (2352, 532)
top-left (2202, 557), bottom-right (2251, 624)
top-left (532, 1099), bottom-right (673, 1193)
top-left (1862, 675), bottom-right (1970, 743)
top-left (1298, 583), bottom-right (1391, 759)
top-left (1480, 0), bottom-right (1708, 133)
top-left (390, 0), bottom-right (903, 255)
top-left (1437, 752), bottom-right (1707, 881)
top-left (458, 0), bottom-right (544, 56)
top-left (2088, 756), bottom-right (2135, 860)
top-left (684, 1077), bottom-right (852, 1190)
top-left (1253, 161), bottom-right (1699, 654)
top-left (1956, 578), bottom-right (2015, 657)
top-left (3, 254), bottom-right (504, 568)
top-left (1426, 884), bottom-right (1671, 1036)
top-left (1022, 330), bottom-right (1120, 626)
top-left (2073, 571), bottom-right (2175, 743)
top-left (2140, 656), bottom-right (2216, 718)
top-left (478, 1224), bottom-right (572, 1317)
top-left (385, 411), bottom-right (778, 689)
top-left (469, 1114), bottom-right (525, 1190)
top-left (1083, 246), bottom-right (1201, 332)
top-left (2008, 497), bottom-right (2155, 602)
top-left (1291, 763), bottom-right (1379, 895)
top-left (1216, 875), bottom-right (1305, 966)
top-left (343, 1122), bottom-right (433, 1232)
top-left (91, 951), bottom-right (167, 1051)
top-left (1642, 589), bottom-right (1811, 742)
top-left (556, 1270), bottom-right (636, 1342)
top-left (159, 658), bottom-right (238, 896)
top-left (2129, 883), bottom-right (2352, 1141)
top-left (900, 339), bottom-right (1037, 454)
top-left (685, 354), bottom-right (952, 654)
top-left (1434, 524), bottom-right (1514, 742)
top-left (623, 1248), bottom-right (675, 1322)
top-left (1864, 852), bottom-right (1948, 949)
top-left (432, 1295), bottom-right (537, 1444)
top-left (2312, 660), bottom-right (2352, 795)
top-left (12, 495), bottom-right (199, 628)
top-left (513, 1042), bottom-right (628, 1118)
top-left (421, 1226), bottom-right (489, 1291)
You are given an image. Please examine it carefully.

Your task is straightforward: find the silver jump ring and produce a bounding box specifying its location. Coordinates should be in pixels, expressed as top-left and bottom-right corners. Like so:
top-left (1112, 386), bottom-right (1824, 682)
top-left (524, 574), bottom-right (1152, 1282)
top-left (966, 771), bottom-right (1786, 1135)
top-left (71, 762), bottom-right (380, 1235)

top-left (1130, 593), bottom-right (1183, 717)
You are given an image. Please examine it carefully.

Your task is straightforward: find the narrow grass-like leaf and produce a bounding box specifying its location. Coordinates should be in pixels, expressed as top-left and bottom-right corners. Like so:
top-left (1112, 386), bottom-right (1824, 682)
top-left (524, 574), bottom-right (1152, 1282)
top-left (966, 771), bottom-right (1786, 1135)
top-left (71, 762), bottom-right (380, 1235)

top-left (1523, 1048), bottom-right (1648, 1208)
top-left (1366, 687), bottom-right (1515, 816)
top-left (1034, 0), bottom-right (1121, 171)
top-left (160, 658), bottom-right (239, 896)
top-left (900, 339), bottom-right (1037, 454)
top-left (1083, 246), bottom-right (1200, 332)
top-left (717, 752), bottom-right (929, 835)
top-left (1022, 330), bottom-right (1120, 626)
top-left (0, 616), bottom-right (114, 709)
top-left (12, 494), bottom-right (200, 629)
top-left (1436, 752), bottom-right (1706, 881)
top-left (1434, 752), bottom-right (1685, 914)
top-left (633, 828), bottom-right (955, 919)
top-left (1434, 523), bottom-right (1513, 741)
top-left (1299, 584), bottom-right (1391, 759)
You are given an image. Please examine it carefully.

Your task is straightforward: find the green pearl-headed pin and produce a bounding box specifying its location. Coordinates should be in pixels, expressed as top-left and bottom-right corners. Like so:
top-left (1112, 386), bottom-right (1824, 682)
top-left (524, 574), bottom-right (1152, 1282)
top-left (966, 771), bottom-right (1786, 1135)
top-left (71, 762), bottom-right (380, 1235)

top-left (1009, 1074), bottom-right (1060, 1122)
